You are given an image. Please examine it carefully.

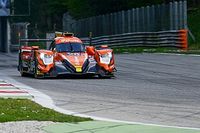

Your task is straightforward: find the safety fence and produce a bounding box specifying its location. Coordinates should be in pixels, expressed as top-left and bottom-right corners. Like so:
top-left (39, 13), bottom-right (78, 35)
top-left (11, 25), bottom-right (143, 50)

top-left (64, 1), bottom-right (187, 38)
top-left (81, 29), bottom-right (188, 50)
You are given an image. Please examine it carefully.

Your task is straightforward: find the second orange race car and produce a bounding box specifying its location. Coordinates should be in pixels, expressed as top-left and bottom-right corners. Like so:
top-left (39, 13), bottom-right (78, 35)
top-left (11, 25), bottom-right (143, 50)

top-left (18, 32), bottom-right (116, 78)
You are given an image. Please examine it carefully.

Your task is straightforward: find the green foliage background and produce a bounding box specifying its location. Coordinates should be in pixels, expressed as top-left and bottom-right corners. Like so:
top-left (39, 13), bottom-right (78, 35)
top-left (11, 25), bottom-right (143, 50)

top-left (12, 0), bottom-right (167, 32)
top-left (11, 0), bottom-right (200, 43)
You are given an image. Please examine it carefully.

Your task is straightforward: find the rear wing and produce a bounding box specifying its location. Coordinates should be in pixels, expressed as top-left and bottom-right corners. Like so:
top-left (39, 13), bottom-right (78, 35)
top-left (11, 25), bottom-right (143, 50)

top-left (19, 31), bottom-right (74, 48)
top-left (55, 32), bottom-right (74, 37)
top-left (19, 38), bottom-right (54, 50)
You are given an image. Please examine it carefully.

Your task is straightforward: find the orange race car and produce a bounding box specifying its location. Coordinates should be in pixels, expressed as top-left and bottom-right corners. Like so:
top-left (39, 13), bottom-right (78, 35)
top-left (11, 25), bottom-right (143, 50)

top-left (18, 32), bottom-right (116, 78)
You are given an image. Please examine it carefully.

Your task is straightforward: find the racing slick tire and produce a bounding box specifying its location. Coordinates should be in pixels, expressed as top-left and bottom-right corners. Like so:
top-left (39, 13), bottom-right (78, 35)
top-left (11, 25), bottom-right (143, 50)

top-left (18, 54), bottom-right (28, 77)
top-left (20, 71), bottom-right (27, 77)
top-left (98, 68), bottom-right (114, 79)
top-left (19, 63), bottom-right (26, 77)
top-left (34, 56), bottom-right (44, 79)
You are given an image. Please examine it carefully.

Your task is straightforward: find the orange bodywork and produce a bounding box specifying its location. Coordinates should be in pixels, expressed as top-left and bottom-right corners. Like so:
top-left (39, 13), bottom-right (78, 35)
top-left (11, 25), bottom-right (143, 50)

top-left (55, 36), bottom-right (82, 44)
top-left (21, 46), bottom-right (32, 61)
top-left (54, 37), bottom-right (88, 72)
top-left (55, 52), bottom-right (87, 67)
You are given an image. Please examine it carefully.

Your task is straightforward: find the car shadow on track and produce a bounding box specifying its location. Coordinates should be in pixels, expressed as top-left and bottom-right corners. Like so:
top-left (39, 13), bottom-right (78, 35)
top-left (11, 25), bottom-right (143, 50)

top-left (15, 74), bottom-right (116, 80)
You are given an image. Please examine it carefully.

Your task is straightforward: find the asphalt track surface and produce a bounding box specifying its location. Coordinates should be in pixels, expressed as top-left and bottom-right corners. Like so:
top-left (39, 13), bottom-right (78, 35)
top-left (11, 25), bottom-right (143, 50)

top-left (0, 53), bottom-right (200, 128)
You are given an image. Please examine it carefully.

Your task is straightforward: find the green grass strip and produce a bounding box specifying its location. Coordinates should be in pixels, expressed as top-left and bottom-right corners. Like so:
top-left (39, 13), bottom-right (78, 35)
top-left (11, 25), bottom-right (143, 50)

top-left (113, 47), bottom-right (200, 54)
top-left (0, 99), bottom-right (92, 123)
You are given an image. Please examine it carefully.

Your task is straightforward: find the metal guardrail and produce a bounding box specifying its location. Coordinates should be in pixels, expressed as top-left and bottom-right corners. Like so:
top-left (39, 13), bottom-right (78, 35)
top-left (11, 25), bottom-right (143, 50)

top-left (81, 30), bottom-right (188, 50)
top-left (19, 39), bottom-right (53, 42)
top-left (16, 39), bottom-right (53, 50)
top-left (14, 30), bottom-right (188, 51)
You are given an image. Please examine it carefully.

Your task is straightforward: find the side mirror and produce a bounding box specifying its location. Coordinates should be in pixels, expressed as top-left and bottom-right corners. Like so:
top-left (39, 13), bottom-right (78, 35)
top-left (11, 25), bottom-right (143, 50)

top-left (86, 46), bottom-right (95, 56)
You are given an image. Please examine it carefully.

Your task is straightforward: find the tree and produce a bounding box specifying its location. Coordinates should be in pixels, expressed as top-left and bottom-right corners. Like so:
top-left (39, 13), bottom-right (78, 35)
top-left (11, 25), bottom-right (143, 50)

top-left (15, 0), bottom-right (196, 34)
top-left (67, 0), bottom-right (164, 19)
top-left (67, 0), bottom-right (94, 19)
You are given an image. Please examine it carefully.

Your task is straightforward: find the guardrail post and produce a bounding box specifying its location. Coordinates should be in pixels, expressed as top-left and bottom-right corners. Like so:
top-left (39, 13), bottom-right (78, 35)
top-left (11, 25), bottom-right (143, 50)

top-left (136, 8), bottom-right (139, 32)
top-left (174, 1), bottom-right (178, 30)
top-left (121, 10), bottom-right (125, 34)
top-left (150, 5), bottom-right (155, 32)
top-left (141, 7), bottom-right (145, 32)
top-left (179, 1), bottom-right (183, 29)
top-left (169, 2), bottom-right (174, 30)
top-left (132, 8), bottom-right (135, 32)
top-left (160, 3), bottom-right (165, 30)
top-left (110, 13), bottom-right (114, 35)
top-left (146, 6), bottom-right (150, 32)
top-left (89, 32), bottom-right (92, 46)
top-left (18, 32), bottom-right (21, 47)
top-left (113, 12), bottom-right (117, 34)
top-left (102, 15), bottom-right (106, 35)
top-left (117, 12), bottom-right (121, 34)
top-left (183, 0), bottom-right (187, 29)
top-left (91, 17), bottom-right (96, 37)
top-left (108, 14), bottom-right (111, 35)
top-left (127, 10), bottom-right (131, 33)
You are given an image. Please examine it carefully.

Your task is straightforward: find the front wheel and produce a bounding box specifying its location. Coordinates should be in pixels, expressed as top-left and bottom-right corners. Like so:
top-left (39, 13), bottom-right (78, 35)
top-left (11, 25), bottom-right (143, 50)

top-left (98, 69), bottom-right (114, 78)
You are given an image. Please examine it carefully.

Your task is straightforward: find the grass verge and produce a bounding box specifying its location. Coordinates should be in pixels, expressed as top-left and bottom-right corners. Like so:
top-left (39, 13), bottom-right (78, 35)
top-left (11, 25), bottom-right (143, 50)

top-left (113, 47), bottom-right (175, 54)
top-left (0, 99), bottom-right (92, 123)
top-left (113, 47), bottom-right (200, 54)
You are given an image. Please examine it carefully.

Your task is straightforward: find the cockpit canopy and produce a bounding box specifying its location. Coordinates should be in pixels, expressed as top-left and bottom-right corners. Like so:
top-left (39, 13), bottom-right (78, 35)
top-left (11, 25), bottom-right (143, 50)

top-left (56, 42), bottom-right (85, 53)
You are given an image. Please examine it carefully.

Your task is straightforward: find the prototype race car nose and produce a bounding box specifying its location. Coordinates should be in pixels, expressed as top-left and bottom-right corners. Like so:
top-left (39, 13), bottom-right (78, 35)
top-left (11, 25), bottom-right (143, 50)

top-left (59, 52), bottom-right (89, 73)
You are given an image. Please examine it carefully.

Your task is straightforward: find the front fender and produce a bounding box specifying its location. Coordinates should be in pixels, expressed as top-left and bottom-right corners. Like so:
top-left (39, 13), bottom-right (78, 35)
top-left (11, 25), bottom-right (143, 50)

top-left (35, 50), bottom-right (54, 73)
top-left (95, 49), bottom-right (115, 72)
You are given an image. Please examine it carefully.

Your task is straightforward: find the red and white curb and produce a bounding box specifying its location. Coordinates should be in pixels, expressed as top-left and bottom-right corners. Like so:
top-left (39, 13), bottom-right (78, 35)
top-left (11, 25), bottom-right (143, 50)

top-left (0, 81), bottom-right (33, 98)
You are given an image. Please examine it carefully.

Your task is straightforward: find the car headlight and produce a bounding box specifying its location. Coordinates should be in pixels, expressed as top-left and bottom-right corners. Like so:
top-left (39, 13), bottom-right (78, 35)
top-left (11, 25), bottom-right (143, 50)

top-left (100, 52), bottom-right (112, 64)
top-left (40, 53), bottom-right (53, 65)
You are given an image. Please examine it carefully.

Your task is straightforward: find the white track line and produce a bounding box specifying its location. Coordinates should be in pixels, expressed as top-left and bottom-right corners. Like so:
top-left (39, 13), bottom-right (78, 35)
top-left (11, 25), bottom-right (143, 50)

top-left (1, 77), bottom-right (200, 131)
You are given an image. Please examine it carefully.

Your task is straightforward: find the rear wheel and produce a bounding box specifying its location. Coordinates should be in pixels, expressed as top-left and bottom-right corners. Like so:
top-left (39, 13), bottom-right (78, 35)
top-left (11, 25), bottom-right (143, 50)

top-left (34, 56), bottom-right (44, 79)
top-left (18, 54), bottom-right (28, 77)
top-left (34, 61), bottom-right (39, 78)
top-left (19, 63), bottom-right (29, 77)
top-left (20, 71), bottom-right (27, 77)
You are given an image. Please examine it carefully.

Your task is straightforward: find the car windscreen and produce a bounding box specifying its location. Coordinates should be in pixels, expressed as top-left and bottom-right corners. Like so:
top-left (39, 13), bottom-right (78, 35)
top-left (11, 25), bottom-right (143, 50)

top-left (56, 43), bottom-right (85, 52)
